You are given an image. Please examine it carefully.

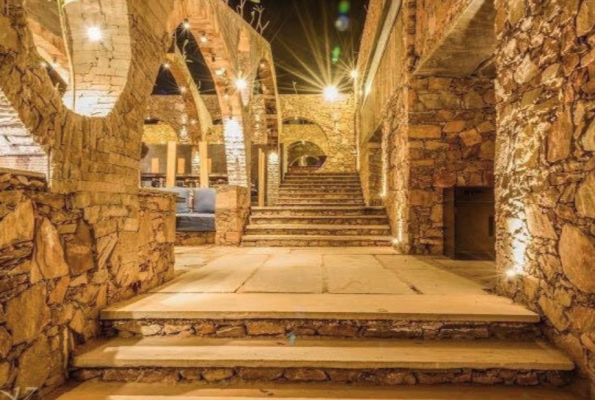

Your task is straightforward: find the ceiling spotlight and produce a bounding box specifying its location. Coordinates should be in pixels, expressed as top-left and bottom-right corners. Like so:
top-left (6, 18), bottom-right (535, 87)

top-left (87, 26), bottom-right (103, 42)
top-left (182, 19), bottom-right (191, 30)
top-left (235, 78), bottom-right (248, 91)
top-left (323, 85), bottom-right (340, 102)
top-left (179, 86), bottom-right (188, 94)
top-left (350, 69), bottom-right (358, 79)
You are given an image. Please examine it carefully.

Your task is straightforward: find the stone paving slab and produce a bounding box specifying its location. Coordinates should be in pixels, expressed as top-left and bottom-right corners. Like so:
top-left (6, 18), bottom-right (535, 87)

top-left (53, 382), bottom-right (582, 400)
top-left (101, 293), bottom-right (540, 322)
top-left (324, 255), bottom-right (415, 294)
top-left (153, 255), bottom-right (268, 293)
top-left (72, 337), bottom-right (574, 371)
top-left (240, 254), bottom-right (324, 293)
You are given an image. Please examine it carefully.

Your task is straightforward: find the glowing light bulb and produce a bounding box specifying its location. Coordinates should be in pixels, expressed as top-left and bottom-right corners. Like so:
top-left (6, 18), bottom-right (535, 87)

top-left (505, 268), bottom-right (521, 279)
top-left (323, 85), bottom-right (339, 102)
top-left (179, 86), bottom-right (187, 94)
top-left (182, 19), bottom-right (191, 30)
top-left (235, 78), bottom-right (248, 91)
top-left (350, 70), bottom-right (358, 79)
top-left (200, 33), bottom-right (208, 44)
top-left (87, 26), bottom-right (103, 42)
top-left (163, 62), bottom-right (170, 69)
top-left (391, 238), bottom-right (400, 246)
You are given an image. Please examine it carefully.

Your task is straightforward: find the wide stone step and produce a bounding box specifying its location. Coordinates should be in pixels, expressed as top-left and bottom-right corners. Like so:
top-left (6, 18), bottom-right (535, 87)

top-left (277, 192), bottom-right (363, 199)
top-left (250, 215), bottom-right (390, 225)
top-left (55, 382), bottom-right (583, 400)
top-left (241, 235), bottom-right (394, 247)
top-left (251, 206), bottom-right (387, 217)
top-left (283, 180), bottom-right (361, 185)
top-left (245, 224), bottom-right (392, 236)
top-left (280, 185), bottom-right (363, 191)
top-left (101, 293), bottom-right (542, 340)
top-left (71, 337), bottom-right (574, 386)
top-left (276, 199), bottom-right (365, 206)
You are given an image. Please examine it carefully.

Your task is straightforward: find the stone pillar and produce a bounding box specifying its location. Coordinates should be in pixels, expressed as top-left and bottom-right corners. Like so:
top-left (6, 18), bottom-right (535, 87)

top-left (258, 148), bottom-right (266, 207)
top-left (266, 151), bottom-right (280, 206)
top-left (199, 141), bottom-right (209, 188)
top-left (223, 117), bottom-right (248, 187)
top-left (215, 185), bottom-right (250, 246)
top-left (165, 141), bottom-right (177, 188)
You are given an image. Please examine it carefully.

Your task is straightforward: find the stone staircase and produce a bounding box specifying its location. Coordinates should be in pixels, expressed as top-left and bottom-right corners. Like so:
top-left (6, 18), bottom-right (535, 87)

top-left (242, 173), bottom-right (393, 247)
top-left (55, 292), bottom-right (579, 400)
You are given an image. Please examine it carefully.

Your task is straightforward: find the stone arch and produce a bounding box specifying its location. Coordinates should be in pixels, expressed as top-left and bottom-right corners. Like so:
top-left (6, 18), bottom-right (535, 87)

top-left (23, 0), bottom-right (134, 117)
top-left (255, 59), bottom-right (280, 145)
top-left (287, 141), bottom-right (327, 170)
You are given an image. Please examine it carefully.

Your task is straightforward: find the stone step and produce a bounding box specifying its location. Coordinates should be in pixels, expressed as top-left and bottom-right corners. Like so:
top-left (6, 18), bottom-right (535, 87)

top-left (276, 199), bottom-right (365, 206)
top-left (55, 381), bottom-right (583, 400)
top-left (251, 206), bottom-right (387, 217)
top-left (283, 180), bottom-right (361, 185)
top-left (101, 293), bottom-right (541, 339)
top-left (71, 337), bottom-right (574, 386)
top-left (245, 224), bottom-right (392, 236)
top-left (250, 215), bottom-right (390, 225)
top-left (277, 192), bottom-right (363, 199)
top-left (280, 185), bottom-right (363, 191)
top-left (241, 235), bottom-right (394, 247)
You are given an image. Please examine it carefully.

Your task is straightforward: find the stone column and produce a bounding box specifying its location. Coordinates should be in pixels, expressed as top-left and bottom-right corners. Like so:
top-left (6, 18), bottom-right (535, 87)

top-left (215, 185), bottom-right (250, 246)
top-left (165, 141), bottom-right (177, 188)
top-left (266, 150), bottom-right (280, 206)
top-left (258, 148), bottom-right (266, 207)
top-left (199, 141), bottom-right (209, 188)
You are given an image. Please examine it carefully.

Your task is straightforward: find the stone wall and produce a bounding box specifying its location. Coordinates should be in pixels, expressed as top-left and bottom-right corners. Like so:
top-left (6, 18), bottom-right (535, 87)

top-left (494, 1), bottom-right (595, 398)
top-left (215, 185), bottom-right (250, 245)
top-left (0, 169), bottom-right (175, 397)
top-left (281, 94), bottom-right (356, 173)
top-left (406, 76), bottom-right (496, 255)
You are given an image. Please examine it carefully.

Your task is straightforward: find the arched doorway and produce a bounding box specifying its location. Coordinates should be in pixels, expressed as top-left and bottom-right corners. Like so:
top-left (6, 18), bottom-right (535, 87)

top-left (287, 141), bottom-right (327, 173)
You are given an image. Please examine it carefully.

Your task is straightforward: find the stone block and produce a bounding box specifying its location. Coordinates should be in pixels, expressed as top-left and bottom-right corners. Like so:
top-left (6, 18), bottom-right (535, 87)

top-left (6, 285), bottom-right (49, 345)
top-left (559, 224), bottom-right (595, 294)
top-left (0, 200), bottom-right (35, 249)
top-left (409, 125), bottom-right (442, 139)
top-left (576, 172), bottom-right (595, 218)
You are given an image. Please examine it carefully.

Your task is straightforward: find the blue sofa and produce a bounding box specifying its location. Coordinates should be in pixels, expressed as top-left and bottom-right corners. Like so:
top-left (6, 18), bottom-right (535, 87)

top-left (172, 188), bottom-right (216, 232)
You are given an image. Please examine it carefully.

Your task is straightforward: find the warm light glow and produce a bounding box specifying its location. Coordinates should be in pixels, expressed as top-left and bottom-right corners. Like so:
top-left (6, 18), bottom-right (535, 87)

top-left (182, 19), bottom-right (191, 30)
top-left (87, 26), bottom-right (103, 42)
top-left (179, 86), bottom-right (188, 94)
top-left (268, 152), bottom-right (279, 163)
top-left (40, 61), bottom-right (48, 68)
top-left (235, 78), bottom-right (248, 91)
top-left (323, 85), bottom-right (339, 102)
top-left (365, 83), bottom-right (372, 96)
top-left (215, 68), bottom-right (226, 77)
top-left (200, 33), bottom-right (208, 44)
top-left (350, 70), bottom-right (358, 79)
top-left (505, 268), bottom-right (522, 279)
top-left (163, 62), bottom-right (170, 69)
top-left (391, 238), bottom-right (400, 246)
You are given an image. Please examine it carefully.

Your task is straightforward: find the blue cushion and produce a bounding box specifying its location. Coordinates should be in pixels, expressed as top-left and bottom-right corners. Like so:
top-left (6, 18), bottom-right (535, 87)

top-left (176, 213), bottom-right (215, 232)
top-left (171, 187), bottom-right (191, 214)
top-left (193, 189), bottom-right (216, 214)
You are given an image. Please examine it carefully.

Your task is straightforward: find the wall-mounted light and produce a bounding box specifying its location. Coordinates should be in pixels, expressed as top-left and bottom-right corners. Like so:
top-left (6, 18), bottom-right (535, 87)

top-left (163, 62), bottom-right (170, 69)
top-left (87, 26), bottom-right (103, 42)
top-left (182, 19), bottom-right (191, 30)
top-left (350, 70), bottom-right (358, 79)
top-left (199, 33), bottom-right (208, 44)
top-left (235, 78), bottom-right (248, 91)
top-left (323, 85), bottom-right (339, 103)
top-left (179, 86), bottom-right (188, 94)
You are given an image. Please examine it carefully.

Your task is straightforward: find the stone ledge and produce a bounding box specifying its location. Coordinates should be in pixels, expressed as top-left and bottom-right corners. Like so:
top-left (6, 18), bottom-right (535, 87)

top-left (72, 367), bottom-right (572, 387)
top-left (103, 318), bottom-right (541, 341)
top-left (0, 167), bottom-right (47, 179)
